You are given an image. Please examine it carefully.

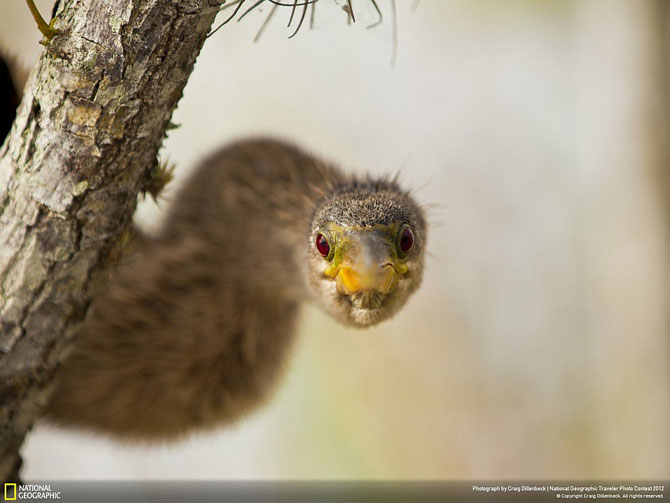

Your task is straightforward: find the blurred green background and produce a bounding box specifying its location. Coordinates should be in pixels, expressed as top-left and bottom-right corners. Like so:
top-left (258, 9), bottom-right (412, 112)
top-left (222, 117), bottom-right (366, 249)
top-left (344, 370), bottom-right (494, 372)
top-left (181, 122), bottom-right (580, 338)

top-left (2, 0), bottom-right (667, 480)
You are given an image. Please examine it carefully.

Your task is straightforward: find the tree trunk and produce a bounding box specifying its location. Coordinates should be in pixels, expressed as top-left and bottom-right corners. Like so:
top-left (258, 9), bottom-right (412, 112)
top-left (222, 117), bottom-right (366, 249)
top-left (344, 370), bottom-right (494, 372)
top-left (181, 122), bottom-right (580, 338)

top-left (0, 0), bottom-right (221, 481)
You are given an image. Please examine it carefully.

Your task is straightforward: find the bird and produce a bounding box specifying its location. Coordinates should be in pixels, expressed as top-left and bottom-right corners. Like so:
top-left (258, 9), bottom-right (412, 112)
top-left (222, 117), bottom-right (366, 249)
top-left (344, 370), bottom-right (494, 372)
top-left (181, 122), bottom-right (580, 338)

top-left (43, 138), bottom-right (427, 442)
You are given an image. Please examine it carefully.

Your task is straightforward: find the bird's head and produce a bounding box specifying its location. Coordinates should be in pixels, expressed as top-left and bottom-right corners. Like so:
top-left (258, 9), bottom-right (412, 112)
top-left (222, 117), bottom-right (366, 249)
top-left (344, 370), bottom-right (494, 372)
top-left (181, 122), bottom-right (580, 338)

top-left (307, 180), bottom-right (426, 327)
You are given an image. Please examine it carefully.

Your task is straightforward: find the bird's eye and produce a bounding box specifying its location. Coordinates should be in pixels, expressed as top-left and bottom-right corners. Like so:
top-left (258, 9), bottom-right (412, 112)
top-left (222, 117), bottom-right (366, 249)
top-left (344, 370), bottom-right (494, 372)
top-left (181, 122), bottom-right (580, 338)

top-left (398, 225), bottom-right (415, 255)
top-left (315, 233), bottom-right (331, 259)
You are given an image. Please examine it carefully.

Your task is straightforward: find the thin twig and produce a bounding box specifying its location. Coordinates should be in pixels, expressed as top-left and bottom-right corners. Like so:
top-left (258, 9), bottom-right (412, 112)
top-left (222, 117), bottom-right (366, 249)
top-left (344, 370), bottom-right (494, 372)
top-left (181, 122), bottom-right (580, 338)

top-left (346, 0), bottom-right (356, 23)
top-left (254, 2), bottom-right (278, 42)
top-left (207, 0), bottom-right (246, 38)
top-left (366, 0), bottom-right (382, 28)
top-left (269, 0), bottom-right (316, 5)
top-left (288, 0), bottom-right (298, 27)
top-left (288, 0), bottom-right (309, 38)
top-left (239, 0), bottom-right (315, 23)
top-left (25, 0), bottom-right (57, 41)
top-left (206, 0), bottom-right (360, 40)
top-left (239, 0), bottom-right (267, 22)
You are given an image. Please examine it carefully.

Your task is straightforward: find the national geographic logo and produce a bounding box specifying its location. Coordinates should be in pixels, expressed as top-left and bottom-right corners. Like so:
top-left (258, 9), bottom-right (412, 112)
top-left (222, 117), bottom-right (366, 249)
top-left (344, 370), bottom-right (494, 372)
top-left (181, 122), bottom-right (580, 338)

top-left (3, 484), bottom-right (61, 501)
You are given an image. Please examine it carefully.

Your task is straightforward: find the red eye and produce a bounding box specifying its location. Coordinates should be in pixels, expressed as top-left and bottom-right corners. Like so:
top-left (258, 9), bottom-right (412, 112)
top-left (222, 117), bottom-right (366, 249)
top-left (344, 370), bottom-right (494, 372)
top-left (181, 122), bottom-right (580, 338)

top-left (399, 226), bottom-right (414, 254)
top-left (315, 233), bottom-right (330, 258)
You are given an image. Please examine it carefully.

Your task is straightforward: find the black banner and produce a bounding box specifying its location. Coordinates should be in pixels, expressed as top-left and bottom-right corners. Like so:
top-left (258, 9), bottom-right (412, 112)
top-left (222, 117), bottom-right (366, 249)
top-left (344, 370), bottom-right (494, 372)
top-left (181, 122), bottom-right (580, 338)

top-left (3, 481), bottom-right (667, 503)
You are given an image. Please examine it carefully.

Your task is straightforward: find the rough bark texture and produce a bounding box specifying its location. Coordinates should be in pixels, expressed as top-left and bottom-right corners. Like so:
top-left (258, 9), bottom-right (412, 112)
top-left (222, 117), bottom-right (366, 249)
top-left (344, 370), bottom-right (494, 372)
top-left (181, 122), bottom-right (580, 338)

top-left (0, 0), bottom-right (221, 481)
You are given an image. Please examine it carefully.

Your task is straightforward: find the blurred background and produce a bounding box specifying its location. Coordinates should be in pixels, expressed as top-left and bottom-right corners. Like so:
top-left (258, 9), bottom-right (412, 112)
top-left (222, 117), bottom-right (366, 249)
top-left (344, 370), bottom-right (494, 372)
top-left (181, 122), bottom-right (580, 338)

top-left (1, 0), bottom-right (668, 480)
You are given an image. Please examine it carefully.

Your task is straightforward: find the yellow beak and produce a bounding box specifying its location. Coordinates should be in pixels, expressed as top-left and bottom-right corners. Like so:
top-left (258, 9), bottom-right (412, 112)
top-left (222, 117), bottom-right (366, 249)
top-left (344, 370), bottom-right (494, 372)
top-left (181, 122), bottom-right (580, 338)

top-left (331, 230), bottom-right (401, 296)
top-left (337, 265), bottom-right (396, 295)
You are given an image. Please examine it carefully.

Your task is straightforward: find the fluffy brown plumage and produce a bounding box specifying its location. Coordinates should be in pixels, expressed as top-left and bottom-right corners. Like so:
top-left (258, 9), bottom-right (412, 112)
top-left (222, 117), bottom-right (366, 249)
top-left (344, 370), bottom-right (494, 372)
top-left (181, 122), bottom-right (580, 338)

top-left (44, 138), bottom-right (426, 441)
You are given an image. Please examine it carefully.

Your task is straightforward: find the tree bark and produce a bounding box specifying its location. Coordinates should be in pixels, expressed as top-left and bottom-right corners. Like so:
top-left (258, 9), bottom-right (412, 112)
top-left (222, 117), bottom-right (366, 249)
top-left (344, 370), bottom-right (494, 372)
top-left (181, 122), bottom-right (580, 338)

top-left (0, 0), bottom-right (221, 481)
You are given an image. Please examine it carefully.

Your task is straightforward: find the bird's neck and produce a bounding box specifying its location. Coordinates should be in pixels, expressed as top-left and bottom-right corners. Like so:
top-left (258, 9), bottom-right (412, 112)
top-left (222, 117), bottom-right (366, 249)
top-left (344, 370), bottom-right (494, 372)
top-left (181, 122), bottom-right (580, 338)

top-left (162, 139), bottom-right (345, 304)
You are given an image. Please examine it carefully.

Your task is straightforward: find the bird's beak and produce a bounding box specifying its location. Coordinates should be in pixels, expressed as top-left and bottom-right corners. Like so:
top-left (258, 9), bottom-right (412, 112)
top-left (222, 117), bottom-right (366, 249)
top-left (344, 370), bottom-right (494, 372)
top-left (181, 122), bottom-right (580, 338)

top-left (332, 230), bottom-right (403, 296)
top-left (337, 263), bottom-right (396, 295)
